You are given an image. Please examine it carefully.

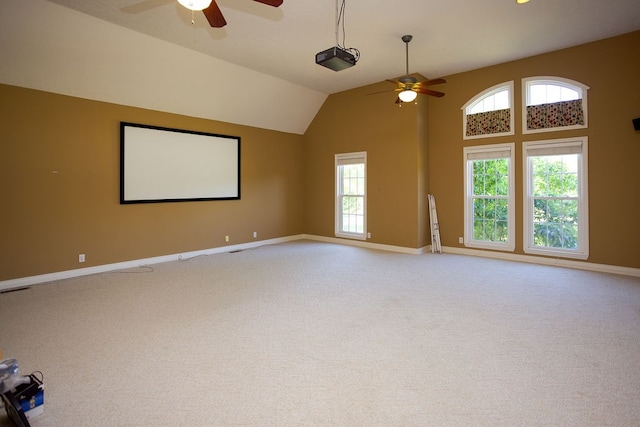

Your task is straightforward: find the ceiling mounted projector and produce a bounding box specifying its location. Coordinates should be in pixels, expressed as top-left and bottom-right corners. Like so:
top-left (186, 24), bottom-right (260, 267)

top-left (315, 0), bottom-right (359, 71)
top-left (315, 46), bottom-right (357, 71)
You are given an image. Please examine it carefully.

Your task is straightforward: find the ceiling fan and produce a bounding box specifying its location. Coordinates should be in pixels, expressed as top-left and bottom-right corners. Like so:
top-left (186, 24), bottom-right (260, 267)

top-left (177, 0), bottom-right (283, 28)
top-left (369, 35), bottom-right (445, 104)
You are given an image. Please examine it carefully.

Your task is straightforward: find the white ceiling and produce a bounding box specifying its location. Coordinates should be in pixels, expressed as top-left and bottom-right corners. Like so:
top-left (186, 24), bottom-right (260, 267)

top-left (43, 0), bottom-right (640, 95)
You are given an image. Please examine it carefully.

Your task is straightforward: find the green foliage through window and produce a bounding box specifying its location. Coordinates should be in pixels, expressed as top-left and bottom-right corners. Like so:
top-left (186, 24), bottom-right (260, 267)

top-left (471, 158), bottom-right (510, 242)
top-left (339, 163), bottom-right (365, 234)
top-left (531, 155), bottom-right (579, 249)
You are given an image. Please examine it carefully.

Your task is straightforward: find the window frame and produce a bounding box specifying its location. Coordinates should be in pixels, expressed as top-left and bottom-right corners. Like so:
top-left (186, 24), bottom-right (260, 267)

top-left (462, 81), bottom-right (515, 140)
top-left (463, 143), bottom-right (516, 251)
top-left (522, 137), bottom-right (589, 259)
top-left (522, 76), bottom-right (590, 134)
top-left (335, 152), bottom-right (367, 241)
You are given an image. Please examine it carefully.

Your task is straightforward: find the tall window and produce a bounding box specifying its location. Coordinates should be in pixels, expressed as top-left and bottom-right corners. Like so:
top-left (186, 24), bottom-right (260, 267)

top-left (523, 137), bottom-right (588, 259)
top-left (462, 82), bottom-right (514, 140)
top-left (463, 143), bottom-right (515, 251)
top-left (335, 152), bottom-right (366, 240)
top-left (523, 77), bottom-right (589, 134)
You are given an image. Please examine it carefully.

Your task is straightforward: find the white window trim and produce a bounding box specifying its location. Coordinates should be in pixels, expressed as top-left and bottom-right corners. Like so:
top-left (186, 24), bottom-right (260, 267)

top-left (462, 81), bottom-right (515, 140)
top-left (522, 137), bottom-right (589, 259)
top-left (335, 152), bottom-right (367, 241)
top-left (522, 76), bottom-right (590, 135)
top-left (463, 143), bottom-right (515, 251)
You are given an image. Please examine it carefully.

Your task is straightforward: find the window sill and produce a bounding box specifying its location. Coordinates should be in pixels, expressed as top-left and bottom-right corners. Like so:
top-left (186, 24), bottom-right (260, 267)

top-left (524, 247), bottom-right (588, 260)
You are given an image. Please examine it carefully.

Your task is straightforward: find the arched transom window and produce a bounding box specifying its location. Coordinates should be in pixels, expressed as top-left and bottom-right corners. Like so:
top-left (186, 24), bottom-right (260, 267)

top-left (462, 81), bottom-right (514, 140)
top-left (523, 77), bottom-right (589, 134)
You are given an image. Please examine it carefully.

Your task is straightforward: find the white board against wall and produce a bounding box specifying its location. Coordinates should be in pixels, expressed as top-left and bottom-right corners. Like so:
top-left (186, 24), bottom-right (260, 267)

top-left (120, 122), bottom-right (240, 203)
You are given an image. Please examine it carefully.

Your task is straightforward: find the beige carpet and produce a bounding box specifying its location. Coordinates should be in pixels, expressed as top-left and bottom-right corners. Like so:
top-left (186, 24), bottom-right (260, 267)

top-left (1, 240), bottom-right (639, 426)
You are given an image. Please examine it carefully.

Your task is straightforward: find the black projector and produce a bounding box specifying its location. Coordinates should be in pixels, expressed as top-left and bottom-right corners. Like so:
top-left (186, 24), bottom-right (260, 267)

top-left (315, 46), bottom-right (356, 71)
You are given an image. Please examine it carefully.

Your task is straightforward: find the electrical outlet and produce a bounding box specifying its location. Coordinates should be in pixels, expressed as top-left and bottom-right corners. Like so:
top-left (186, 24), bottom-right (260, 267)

top-left (253, 231), bottom-right (257, 238)
top-left (225, 235), bottom-right (229, 242)
top-left (367, 232), bottom-right (372, 239)
top-left (458, 237), bottom-right (464, 244)
top-left (79, 254), bottom-right (85, 263)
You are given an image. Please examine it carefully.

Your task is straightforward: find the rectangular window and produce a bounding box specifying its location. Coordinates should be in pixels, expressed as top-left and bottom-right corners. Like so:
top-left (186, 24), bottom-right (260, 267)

top-left (464, 143), bottom-right (515, 251)
top-left (336, 152), bottom-right (366, 240)
top-left (523, 137), bottom-right (588, 259)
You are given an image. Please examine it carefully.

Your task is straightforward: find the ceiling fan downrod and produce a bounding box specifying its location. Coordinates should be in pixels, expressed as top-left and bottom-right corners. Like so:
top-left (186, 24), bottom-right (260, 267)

top-left (402, 34), bottom-right (412, 78)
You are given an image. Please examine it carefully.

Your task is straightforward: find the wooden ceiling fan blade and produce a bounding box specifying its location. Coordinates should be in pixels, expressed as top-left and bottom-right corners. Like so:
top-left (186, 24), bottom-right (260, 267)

top-left (253, 0), bottom-right (283, 6)
top-left (366, 88), bottom-right (401, 96)
top-left (415, 78), bottom-right (447, 87)
top-left (203, 1), bottom-right (227, 27)
top-left (417, 88), bottom-right (445, 97)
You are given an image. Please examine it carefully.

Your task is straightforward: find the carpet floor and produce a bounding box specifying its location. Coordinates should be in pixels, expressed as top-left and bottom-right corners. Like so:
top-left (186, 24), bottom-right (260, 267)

top-left (1, 241), bottom-right (639, 426)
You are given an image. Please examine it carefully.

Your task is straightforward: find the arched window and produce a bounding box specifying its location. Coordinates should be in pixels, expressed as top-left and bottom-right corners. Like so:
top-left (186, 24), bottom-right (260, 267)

top-left (462, 82), bottom-right (514, 140)
top-left (522, 77), bottom-right (589, 134)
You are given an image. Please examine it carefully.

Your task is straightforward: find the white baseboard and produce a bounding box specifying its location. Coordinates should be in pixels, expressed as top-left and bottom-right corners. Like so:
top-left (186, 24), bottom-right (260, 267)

top-left (302, 235), bottom-right (640, 277)
top-left (0, 235), bottom-right (302, 292)
top-left (440, 245), bottom-right (640, 278)
top-left (301, 234), bottom-right (429, 254)
top-left (2, 235), bottom-right (638, 292)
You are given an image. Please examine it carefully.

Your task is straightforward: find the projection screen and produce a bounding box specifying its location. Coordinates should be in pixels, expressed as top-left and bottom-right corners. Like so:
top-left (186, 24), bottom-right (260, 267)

top-left (120, 122), bottom-right (240, 204)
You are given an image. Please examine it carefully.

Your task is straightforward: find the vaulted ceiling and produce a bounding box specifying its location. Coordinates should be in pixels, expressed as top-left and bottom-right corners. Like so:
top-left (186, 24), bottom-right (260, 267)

top-left (2, 0), bottom-right (639, 134)
top-left (43, 0), bottom-right (640, 94)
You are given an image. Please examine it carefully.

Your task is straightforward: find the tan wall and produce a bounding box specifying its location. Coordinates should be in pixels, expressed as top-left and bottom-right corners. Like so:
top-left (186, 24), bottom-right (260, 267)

top-left (3, 31), bottom-right (639, 282)
top-left (303, 31), bottom-right (640, 269)
top-left (0, 84), bottom-right (305, 280)
top-left (429, 31), bottom-right (640, 269)
top-left (303, 81), bottom-right (431, 248)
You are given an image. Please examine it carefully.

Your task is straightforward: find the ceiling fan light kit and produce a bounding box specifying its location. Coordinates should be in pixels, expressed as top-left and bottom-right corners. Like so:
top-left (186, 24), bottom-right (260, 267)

top-left (398, 89), bottom-right (418, 103)
top-left (177, 0), bottom-right (212, 11)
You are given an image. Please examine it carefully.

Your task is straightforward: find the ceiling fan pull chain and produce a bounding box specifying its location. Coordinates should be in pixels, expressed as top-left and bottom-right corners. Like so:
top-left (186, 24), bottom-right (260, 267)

top-left (191, 9), bottom-right (195, 25)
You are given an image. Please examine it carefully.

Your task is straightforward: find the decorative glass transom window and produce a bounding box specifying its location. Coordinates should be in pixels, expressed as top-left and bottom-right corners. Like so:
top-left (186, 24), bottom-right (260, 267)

top-left (462, 82), bottom-right (514, 140)
top-left (522, 77), bottom-right (589, 134)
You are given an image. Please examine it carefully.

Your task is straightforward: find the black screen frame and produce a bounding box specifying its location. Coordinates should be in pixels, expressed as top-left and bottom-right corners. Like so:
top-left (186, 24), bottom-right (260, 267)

top-left (120, 122), bottom-right (241, 204)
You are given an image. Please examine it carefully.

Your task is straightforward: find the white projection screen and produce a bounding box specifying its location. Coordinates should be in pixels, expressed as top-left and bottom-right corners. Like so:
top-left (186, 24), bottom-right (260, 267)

top-left (120, 122), bottom-right (240, 203)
